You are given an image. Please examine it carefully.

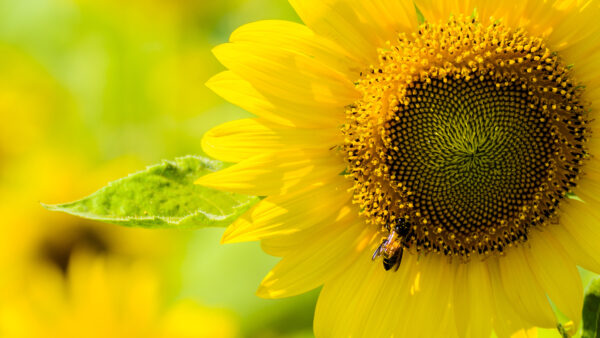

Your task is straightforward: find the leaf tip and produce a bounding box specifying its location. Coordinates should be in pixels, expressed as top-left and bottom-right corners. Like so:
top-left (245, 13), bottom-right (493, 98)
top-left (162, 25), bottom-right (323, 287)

top-left (40, 202), bottom-right (60, 211)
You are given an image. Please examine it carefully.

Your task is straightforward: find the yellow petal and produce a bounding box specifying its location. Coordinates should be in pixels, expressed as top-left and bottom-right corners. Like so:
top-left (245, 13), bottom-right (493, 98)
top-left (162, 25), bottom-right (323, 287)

top-left (314, 249), bottom-right (458, 337)
top-left (257, 218), bottom-right (375, 299)
top-left (494, 247), bottom-right (556, 328)
top-left (453, 259), bottom-right (494, 338)
top-left (206, 71), bottom-right (323, 128)
top-left (221, 176), bottom-right (352, 243)
top-left (548, 2), bottom-right (600, 51)
top-left (398, 254), bottom-right (453, 337)
top-left (560, 199), bottom-right (600, 273)
top-left (491, 263), bottom-right (537, 338)
top-left (201, 118), bottom-right (341, 163)
top-left (228, 20), bottom-right (360, 78)
top-left (586, 137), bottom-right (600, 166)
top-left (524, 229), bottom-right (583, 328)
top-left (212, 41), bottom-right (358, 117)
top-left (576, 164), bottom-right (600, 205)
top-left (348, 0), bottom-right (417, 40)
top-left (549, 4), bottom-right (600, 106)
top-left (195, 148), bottom-right (344, 196)
top-left (416, 0), bottom-right (587, 47)
top-left (289, 0), bottom-right (415, 68)
top-left (259, 205), bottom-right (357, 257)
top-left (548, 224), bottom-right (600, 274)
top-left (415, 0), bottom-right (482, 24)
top-left (510, 327), bottom-right (538, 338)
top-left (314, 248), bottom-right (419, 337)
top-left (433, 301), bottom-right (460, 338)
top-left (414, 0), bottom-right (536, 30)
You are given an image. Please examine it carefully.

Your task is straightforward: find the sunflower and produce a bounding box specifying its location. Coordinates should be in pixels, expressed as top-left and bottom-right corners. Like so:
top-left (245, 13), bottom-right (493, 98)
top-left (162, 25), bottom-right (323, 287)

top-left (197, 0), bottom-right (600, 336)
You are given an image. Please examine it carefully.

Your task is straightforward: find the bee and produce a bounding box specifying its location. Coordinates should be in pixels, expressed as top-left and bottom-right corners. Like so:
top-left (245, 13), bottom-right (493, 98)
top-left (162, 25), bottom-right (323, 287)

top-left (372, 218), bottom-right (411, 271)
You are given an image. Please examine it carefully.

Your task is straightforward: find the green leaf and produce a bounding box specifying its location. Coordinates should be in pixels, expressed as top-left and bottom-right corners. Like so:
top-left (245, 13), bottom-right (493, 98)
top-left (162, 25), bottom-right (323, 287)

top-left (582, 277), bottom-right (600, 338)
top-left (43, 156), bottom-right (258, 229)
top-left (413, 2), bottom-right (426, 25)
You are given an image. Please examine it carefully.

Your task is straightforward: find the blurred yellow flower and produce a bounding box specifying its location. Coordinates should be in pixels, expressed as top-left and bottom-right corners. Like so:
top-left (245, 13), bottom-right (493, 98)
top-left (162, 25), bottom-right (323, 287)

top-left (0, 252), bottom-right (239, 338)
top-left (198, 0), bottom-right (600, 336)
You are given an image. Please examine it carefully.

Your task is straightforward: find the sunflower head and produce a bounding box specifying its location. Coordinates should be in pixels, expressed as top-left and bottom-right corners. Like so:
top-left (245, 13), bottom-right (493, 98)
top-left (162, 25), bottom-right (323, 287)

top-left (344, 14), bottom-right (589, 260)
top-left (198, 1), bottom-right (600, 336)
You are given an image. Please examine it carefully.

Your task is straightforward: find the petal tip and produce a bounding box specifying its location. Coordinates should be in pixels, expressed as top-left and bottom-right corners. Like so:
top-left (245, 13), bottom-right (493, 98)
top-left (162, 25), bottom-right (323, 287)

top-left (194, 171), bottom-right (223, 189)
top-left (255, 285), bottom-right (270, 299)
top-left (221, 222), bottom-right (259, 244)
top-left (256, 278), bottom-right (279, 299)
top-left (194, 175), bottom-right (209, 186)
top-left (220, 227), bottom-right (244, 244)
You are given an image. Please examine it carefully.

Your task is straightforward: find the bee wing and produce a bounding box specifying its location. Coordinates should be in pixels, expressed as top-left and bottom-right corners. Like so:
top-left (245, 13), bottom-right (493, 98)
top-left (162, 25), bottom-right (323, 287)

top-left (372, 239), bottom-right (386, 260)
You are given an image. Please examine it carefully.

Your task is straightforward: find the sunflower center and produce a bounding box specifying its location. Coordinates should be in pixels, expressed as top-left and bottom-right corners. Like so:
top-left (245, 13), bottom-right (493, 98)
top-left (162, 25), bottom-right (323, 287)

top-left (343, 16), bottom-right (588, 261)
top-left (390, 75), bottom-right (553, 237)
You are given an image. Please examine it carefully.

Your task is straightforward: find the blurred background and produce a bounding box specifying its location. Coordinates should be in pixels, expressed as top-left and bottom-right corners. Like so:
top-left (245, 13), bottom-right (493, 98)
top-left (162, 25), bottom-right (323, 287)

top-left (0, 0), bottom-right (319, 337)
